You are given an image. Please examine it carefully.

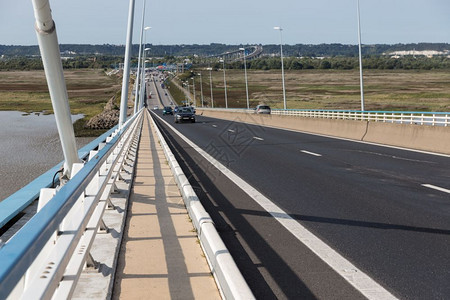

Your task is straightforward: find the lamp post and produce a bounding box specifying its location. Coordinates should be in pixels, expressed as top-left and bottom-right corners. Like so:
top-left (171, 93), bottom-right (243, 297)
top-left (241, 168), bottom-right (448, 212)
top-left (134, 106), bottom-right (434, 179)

top-left (220, 56), bottom-right (228, 109)
top-left (139, 47), bottom-right (150, 109)
top-left (191, 77), bottom-right (196, 107)
top-left (207, 67), bottom-right (214, 108)
top-left (357, 0), bottom-right (365, 111)
top-left (198, 73), bottom-right (204, 107)
top-left (239, 47), bottom-right (249, 109)
top-left (134, 24), bottom-right (150, 114)
top-left (274, 26), bottom-right (287, 110)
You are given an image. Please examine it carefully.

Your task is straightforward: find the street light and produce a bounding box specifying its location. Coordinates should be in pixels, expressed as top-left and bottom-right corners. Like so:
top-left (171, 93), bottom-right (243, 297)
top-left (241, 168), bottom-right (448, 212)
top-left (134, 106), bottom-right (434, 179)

top-left (274, 26), bottom-right (287, 110)
top-left (191, 77), bottom-right (196, 107)
top-left (139, 46), bottom-right (151, 109)
top-left (134, 21), bottom-right (151, 113)
top-left (220, 57), bottom-right (228, 109)
top-left (357, 0), bottom-right (365, 111)
top-left (239, 47), bottom-right (249, 109)
top-left (198, 73), bottom-right (204, 107)
top-left (207, 67), bottom-right (214, 108)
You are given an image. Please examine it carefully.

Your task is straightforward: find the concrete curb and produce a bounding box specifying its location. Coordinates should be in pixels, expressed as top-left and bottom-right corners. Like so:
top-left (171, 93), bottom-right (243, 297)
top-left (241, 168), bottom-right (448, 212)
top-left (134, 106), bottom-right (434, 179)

top-left (147, 110), bottom-right (255, 300)
top-left (197, 109), bottom-right (450, 155)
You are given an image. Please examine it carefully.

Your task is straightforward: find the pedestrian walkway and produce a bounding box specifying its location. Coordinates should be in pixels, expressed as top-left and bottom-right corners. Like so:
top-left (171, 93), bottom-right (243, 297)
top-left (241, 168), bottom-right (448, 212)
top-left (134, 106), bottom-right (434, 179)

top-left (112, 112), bottom-right (220, 299)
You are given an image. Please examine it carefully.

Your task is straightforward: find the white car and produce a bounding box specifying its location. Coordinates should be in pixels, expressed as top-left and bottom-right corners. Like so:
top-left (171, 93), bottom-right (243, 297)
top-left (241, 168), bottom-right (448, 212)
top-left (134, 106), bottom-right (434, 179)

top-left (255, 105), bottom-right (271, 114)
top-left (153, 105), bottom-right (159, 110)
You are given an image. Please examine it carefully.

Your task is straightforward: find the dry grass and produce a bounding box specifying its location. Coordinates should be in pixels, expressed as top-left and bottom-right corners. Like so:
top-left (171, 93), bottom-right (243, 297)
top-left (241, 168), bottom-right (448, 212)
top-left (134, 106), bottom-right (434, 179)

top-left (0, 69), bottom-right (121, 118)
top-left (194, 69), bottom-right (450, 112)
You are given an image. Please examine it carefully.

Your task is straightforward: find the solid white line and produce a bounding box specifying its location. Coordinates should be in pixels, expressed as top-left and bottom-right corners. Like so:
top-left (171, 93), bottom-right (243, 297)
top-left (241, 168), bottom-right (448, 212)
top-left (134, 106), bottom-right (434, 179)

top-left (422, 184), bottom-right (450, 194)
top-left (253, 137), bottom-right (264, 141)
top-left (151, 111), bottom-right (397, 300)
top-left (301, 150), bottom-right (322, 157)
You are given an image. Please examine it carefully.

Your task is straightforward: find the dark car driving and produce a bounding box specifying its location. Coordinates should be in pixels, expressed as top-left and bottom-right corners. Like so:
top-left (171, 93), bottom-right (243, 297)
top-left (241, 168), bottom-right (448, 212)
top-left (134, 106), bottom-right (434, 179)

top-left (163, 106), bottom-right (173, 115)
top-left (174, 107), bottom-right (195, 123)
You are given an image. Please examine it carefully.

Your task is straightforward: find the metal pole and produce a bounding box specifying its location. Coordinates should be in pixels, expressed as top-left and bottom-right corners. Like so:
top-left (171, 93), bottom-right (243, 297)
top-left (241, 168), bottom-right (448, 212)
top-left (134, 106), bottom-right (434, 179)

top-left (133, 0), bottom-right (146, 115)
top-left (32, 0), bottom-right (79, 179)
top-left (139, 48), bottom-right (148, 109)
top-left (275, 27), bottom-right (287, 110)
top-left (208, 67), bottom-right (214, 108)
top-left (357, 0), bottom-right (365, 111)
top-left (240, 48), bottom-right (249, 109)
top-left (199, 73), bottom-right (204, 107)
top-left (222, 56), bottom-right (228, 109)
top-left (119, 0), bottom-right (136, 129)
top-left (192, 77), bottom-right (196, 107)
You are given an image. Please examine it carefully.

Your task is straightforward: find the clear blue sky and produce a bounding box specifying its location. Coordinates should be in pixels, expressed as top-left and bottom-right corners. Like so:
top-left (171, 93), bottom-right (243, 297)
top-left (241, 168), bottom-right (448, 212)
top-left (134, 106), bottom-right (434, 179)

top-left (1, 0), bottom-right (449, 46)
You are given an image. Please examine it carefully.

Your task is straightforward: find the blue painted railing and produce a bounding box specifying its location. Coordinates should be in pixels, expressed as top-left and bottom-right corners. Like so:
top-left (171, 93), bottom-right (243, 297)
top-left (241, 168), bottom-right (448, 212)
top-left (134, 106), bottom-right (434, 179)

top-left (0, 111), bottom-right (141, 298)
top-left (0, 126), bottom-right (117, 229)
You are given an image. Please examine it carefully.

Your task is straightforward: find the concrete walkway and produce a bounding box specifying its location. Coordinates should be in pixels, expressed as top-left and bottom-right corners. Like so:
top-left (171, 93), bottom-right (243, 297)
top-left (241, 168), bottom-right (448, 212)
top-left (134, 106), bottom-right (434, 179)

top-left (112, 112), bottom-right (220, 299)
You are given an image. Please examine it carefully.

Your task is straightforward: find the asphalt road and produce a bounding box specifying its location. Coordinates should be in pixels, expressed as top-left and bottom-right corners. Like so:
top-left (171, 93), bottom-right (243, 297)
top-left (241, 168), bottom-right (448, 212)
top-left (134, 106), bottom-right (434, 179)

top-left (148, 78), bottom-right (450, 299)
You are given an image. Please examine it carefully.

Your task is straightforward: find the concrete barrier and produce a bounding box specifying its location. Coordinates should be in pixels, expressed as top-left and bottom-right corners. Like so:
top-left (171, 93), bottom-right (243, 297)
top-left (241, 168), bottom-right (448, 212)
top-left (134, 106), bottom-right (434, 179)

top-left (197, 109), bottom-right (450, 155)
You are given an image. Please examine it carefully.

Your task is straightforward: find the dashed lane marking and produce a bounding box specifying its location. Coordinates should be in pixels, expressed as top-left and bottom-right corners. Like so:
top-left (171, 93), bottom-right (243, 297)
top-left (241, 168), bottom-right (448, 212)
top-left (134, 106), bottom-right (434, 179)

top-left (301, 150), bottom-right (322, 157)
top-left (422, 184), bottom-right (450, 194)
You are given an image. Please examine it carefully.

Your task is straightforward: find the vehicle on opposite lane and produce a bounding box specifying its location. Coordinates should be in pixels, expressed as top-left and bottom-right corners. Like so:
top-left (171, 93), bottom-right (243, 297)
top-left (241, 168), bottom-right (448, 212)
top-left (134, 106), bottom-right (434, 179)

top-left (255, 105), bottom-right (271, 114)
top-left (174, 107), bottom-right (196, 123)
top-left (163, 106), bottom-right (173, 115)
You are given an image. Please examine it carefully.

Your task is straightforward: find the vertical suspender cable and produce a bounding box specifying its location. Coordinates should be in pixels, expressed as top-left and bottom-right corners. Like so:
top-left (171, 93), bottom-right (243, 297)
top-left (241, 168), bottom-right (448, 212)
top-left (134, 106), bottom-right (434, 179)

top-left (119, 0), bottom-right (136, 128)
top-left (134, 0), bottom-right (146, 115)
top-left (31, 0), bottom-right (79, 179)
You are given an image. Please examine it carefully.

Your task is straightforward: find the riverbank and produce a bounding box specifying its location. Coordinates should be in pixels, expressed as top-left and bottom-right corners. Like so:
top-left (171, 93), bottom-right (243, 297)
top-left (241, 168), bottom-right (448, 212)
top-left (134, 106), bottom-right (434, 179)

top-left (0, 69), bottom-right (124, 136)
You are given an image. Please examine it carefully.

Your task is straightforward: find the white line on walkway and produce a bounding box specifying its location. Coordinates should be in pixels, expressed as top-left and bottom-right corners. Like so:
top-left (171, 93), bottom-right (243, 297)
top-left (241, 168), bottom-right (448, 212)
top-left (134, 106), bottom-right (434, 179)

top-left (253, 137), bottom-right (264, 141)
top-left (152, 112), bottom-right (397, 300)
top-left (228, 129), bottom-right (235, 133)
top-left (301, 150), bottom-right (322, 157)
top-left (422, 184), bottom-right (450, 194)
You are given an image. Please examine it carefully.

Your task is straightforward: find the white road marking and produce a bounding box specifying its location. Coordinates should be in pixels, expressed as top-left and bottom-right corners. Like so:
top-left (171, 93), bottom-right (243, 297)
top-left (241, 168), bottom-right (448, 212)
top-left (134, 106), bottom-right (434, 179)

top-left (301, 150), bottom-right (322, 157)
top-left (259, 123), bottom-right (450, 158)
top-left (212, 125), bottom-right (217, 128)
top-left (228, 129), bottom-right (235, 133)
top-left (253, 137), bottom-right (264, 141)
top-left (422, 184), bottom-right (450, 194)
top-left (152, 111), bottom-right (397, 300)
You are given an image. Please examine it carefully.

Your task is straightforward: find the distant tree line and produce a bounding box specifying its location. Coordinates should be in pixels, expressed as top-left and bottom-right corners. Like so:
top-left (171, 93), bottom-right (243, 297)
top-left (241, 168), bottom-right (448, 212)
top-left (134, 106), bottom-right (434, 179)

top-left (1, 43), bottom-right (448, 57)
top-left (1, 54), bottom-right (448, 71)
top-left (214, 55), bottom-right (450, 70)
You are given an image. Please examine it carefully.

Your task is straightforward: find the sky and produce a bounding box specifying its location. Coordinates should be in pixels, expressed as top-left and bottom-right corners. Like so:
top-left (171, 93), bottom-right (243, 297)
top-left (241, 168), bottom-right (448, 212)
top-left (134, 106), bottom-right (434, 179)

top-left (1, 0), bottom-right (449, 46)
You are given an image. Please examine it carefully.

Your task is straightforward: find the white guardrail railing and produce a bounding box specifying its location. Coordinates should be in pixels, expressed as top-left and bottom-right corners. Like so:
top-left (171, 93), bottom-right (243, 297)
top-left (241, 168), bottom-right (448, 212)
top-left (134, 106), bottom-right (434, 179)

top-left (197, 108), bottom-right (450, 127)
top-left (0, 110), bottom-right (143, 299)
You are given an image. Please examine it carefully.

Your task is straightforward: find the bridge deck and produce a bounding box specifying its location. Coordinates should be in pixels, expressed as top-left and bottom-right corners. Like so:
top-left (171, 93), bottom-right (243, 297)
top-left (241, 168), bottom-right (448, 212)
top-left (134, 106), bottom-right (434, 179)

top-left (111, 112), bottom-right (220, 299)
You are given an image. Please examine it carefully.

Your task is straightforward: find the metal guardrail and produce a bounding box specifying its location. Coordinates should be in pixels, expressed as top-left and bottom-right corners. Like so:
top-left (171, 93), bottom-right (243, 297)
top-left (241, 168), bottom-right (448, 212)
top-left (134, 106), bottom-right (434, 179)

top-left (197, 107), bottom-right (450, 127)
top-left (0, 111), bottom-right (143, 299)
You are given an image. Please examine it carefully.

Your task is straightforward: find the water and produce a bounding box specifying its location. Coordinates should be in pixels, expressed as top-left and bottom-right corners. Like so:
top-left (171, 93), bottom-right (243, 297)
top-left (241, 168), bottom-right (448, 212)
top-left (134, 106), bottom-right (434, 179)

top-left (0, 111), bottom-right (94, 201)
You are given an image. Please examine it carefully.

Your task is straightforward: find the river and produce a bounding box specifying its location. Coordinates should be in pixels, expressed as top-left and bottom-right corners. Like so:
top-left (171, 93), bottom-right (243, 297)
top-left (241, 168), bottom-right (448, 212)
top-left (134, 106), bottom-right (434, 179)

top-left (0, 111), bottom-right (95, 201)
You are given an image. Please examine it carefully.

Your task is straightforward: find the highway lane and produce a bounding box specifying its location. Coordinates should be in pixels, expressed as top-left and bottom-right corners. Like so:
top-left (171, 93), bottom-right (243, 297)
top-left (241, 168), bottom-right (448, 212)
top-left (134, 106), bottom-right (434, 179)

top-left (151, 103), bottom-right (450, 299)
top-left (147, 79), bottom-right (450, 298)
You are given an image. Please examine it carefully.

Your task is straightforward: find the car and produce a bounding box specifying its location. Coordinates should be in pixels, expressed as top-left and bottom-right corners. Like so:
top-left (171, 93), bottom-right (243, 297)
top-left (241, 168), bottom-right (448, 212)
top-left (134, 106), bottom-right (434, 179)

top-left (174, 106), bottom-right (179, 113)
top-left (163, 106), bottom-right (173, 115)
top-left (174, 107), bottom-right (196, 123)
top-left (255, 105), bottom-right (271, 114)
top-left (153, 105), bottom-right (159, 110)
